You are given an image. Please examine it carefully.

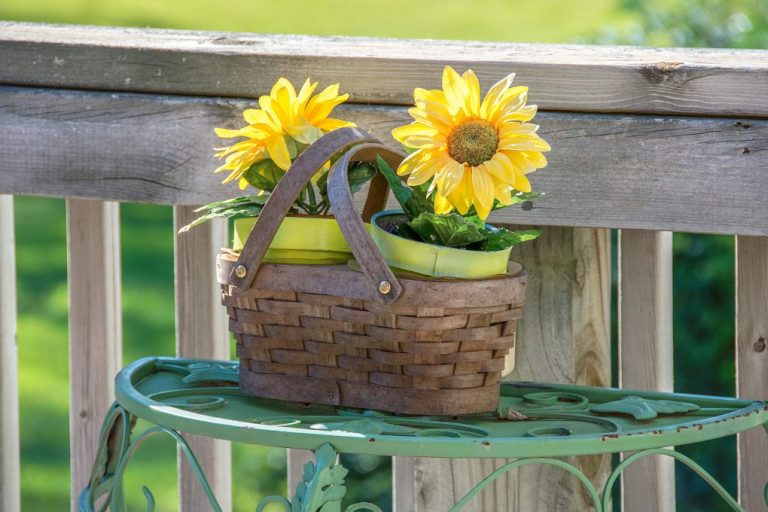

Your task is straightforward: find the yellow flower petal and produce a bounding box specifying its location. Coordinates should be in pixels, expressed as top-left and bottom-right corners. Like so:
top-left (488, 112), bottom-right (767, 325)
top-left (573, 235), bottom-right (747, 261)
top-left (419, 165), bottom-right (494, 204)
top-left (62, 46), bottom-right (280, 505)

top-left (520, 150), bottom-right (548, 169)
top-left (435, 159), bottom-right (464, 197)
top-left (494, 182), bottom-right (514, 205)
top-left (396, 149), bottom-right (432, 176)
top-left (461, 69), bottom-right (481, 116)
top-left (484, 152), bottom-right (517, 184)
top-left (266, 135), bottom-right (292, 170)
top-left (499, 135), bottom-right (551, 152)
top-left (314, 117), bottom-right (356, 132)
top-left (434, 192), bottom-right (453, 215)
top-left (448, 167), bottom-right (473, 215)
top-left (296, 79), bottom-right (318, 108)
top-left (513, 172), bottom-right (532, 193)
top-left (415, 100), bottom-right (455, 135)
top-left (407, 153), bottom-right (448, 186)
top-left (500, 104), bottom-right (538, 123)
top-left (442, 65), bottom-right (469, 116)
top-left (498, 122), bottom-right (539, 138)
top-left (401, 133), bottom-right (447, 150)
top-left (471, 165), bottom-right (495, 219)
top-left (480, 73), bottom-right (514, 119)
top-left (392, 122), bottom-right (438, 143)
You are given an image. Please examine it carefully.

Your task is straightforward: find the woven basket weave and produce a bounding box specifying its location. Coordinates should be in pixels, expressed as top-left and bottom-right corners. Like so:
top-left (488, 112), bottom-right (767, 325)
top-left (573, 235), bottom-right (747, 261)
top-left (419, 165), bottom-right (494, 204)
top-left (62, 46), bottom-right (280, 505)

top-left (217, 128), bottom-right (528, 415)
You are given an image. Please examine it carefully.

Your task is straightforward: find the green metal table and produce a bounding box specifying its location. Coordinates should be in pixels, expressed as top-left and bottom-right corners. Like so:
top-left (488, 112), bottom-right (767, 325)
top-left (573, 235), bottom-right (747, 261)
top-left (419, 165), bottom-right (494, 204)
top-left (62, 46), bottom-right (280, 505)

top-left (80, 357), bottom-right (768, 511)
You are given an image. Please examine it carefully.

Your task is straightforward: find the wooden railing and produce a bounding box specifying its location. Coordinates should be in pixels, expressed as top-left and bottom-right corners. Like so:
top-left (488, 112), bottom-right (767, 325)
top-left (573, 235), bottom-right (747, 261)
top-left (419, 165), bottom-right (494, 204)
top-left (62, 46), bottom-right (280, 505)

top-left (0, 22), bottom-right (766, 512)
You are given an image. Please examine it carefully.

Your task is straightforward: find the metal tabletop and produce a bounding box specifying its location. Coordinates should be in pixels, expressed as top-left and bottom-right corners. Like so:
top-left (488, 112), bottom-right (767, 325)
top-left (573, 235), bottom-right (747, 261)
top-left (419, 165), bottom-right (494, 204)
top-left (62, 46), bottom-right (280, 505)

top-left (116, 356), bottom-right (768, 459)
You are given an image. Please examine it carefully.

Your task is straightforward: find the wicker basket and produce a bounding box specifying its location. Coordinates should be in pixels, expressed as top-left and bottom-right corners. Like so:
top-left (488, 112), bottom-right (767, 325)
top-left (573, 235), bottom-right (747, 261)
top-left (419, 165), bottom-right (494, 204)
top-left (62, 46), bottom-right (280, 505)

top-left (217, 128), bottom-right (528, 415)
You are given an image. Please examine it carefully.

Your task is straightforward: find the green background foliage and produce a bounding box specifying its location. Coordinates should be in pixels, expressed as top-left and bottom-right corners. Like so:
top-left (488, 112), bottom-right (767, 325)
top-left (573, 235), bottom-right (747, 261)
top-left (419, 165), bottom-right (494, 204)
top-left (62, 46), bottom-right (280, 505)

top-left (4, 0), bottom-right (763, 509)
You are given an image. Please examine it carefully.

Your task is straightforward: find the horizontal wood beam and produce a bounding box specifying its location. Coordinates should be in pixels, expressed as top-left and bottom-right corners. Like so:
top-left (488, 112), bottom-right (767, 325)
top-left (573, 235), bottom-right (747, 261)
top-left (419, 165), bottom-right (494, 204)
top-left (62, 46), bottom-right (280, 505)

top-left (1, 22), bottom-right (768, 117)
top-left (1, 86), bottom-right (767, 235)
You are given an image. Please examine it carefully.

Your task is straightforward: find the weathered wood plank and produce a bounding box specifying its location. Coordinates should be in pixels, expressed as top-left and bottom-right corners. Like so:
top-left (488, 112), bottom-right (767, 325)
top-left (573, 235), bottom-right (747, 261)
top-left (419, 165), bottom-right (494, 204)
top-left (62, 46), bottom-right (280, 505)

top-left (173, 206), bottom-right (231, 512)
top-left (393, 457), bottom-right (415, 512)
top-left (0, 195), bottom-right (20, 512)
top-left (1, 22), bottom-right (768, 117)
top-left (66, 199), bottom-right (122, 512)
top-left (0, 86), bottom-right (767, 235)
top-left (287, 449), bottom-right (314, 496)
top-left (619, 230), bottom-right (675, 512)
top-left (414, 227), bottom-right (611, 511)
top-left (735, 235), bottom-right (768, 511)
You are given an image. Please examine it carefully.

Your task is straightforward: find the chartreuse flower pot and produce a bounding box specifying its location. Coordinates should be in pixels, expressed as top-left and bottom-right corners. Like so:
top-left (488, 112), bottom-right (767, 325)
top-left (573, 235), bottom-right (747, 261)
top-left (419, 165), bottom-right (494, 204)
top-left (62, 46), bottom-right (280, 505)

top-left (233, 216), bottom-right (356, 265)
top-left (370, 210), bottom-right (519, 279)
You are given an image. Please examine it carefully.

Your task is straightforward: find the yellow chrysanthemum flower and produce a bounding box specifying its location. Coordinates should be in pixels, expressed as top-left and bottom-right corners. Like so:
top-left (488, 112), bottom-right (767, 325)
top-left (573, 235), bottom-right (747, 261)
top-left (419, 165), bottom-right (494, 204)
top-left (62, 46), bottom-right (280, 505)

top-left (214, 77), bottom-right (355, 189)
top-left (392, 66), bottom-right (550, 219)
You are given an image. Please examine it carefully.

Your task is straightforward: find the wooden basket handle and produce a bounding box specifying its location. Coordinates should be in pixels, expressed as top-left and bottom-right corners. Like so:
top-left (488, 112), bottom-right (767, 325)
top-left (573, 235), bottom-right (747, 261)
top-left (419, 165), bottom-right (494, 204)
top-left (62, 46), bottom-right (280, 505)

top-left (328, 143), bottom-right (406, 304)
top-left (228, 127), bottom-right (405, 304)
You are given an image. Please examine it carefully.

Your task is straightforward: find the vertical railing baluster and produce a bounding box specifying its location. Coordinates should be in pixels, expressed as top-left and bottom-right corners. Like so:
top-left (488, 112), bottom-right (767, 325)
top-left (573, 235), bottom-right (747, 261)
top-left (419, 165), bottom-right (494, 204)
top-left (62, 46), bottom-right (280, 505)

top-left (735, 235), bottom-right (768, 511)
top-left (173, 205), bottom-right (232, 511)
top-left (618, 229), bottom-right (675, 512)
top-left (66, 199), bottom-right (122, 512)
top-left (392, 457), bottom-right (415, 512)
top-left (618, 230), bottom-right (675, 511)
top-left (287, 449), bottom-right (315, 495)
top-left (0, 195), bottom-right (20, 512)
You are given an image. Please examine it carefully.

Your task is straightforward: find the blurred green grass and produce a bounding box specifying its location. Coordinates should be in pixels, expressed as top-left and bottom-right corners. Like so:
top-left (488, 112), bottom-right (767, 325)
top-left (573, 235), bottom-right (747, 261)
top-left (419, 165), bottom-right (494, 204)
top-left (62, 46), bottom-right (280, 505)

top-left (0, 0), bottom-right (634, 42)
top-left (5, 0), bottom-right (746, 510)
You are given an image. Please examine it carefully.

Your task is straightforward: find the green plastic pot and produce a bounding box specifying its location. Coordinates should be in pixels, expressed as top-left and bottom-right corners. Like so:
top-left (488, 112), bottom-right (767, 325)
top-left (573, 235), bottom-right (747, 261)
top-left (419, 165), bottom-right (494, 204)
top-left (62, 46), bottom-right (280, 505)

top-left (233, 216), bottom-right (358, 265)
top-left (370, 210), bottom-right (519, 279)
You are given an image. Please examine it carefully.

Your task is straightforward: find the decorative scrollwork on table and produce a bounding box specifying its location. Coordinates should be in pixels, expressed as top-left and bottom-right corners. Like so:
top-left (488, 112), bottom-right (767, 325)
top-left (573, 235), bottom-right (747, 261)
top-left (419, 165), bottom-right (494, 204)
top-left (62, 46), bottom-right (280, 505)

top-left (79, 404), bottom-right (383, 512)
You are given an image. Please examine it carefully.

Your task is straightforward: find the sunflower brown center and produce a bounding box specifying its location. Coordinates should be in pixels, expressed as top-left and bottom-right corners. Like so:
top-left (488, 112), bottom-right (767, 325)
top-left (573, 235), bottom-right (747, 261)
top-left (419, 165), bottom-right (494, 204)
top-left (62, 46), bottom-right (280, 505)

top-left (447, 120), bottom-right (499, 167)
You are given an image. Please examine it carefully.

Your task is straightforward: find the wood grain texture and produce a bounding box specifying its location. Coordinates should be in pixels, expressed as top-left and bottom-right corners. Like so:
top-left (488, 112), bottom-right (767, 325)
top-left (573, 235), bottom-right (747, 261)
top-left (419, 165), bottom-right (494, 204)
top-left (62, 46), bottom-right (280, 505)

top-left (0, 195), bottom-right (20, 512)
top-left (619, 230), bottom-right (675, 512)
top-left (393, 457), bottom-right (416, 512)
top-left (174, 206), bottom-right (231, 512)
top-left (735, 236), bottom-right (768, 511)
top-left (1, 86), bottom-right (766, 235)
top-left (1, 22), bottom-right (768, 117)
top-left (414, 228), bottom-right (611, 511)
top-left (66, 199), bottom-right (122, 512)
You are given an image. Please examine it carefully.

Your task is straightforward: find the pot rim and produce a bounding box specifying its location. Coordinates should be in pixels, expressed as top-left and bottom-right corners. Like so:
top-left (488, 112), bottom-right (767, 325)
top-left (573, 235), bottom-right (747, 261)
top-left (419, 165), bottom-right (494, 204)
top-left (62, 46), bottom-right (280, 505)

top-left (371, 209), bottom-right (513, 255)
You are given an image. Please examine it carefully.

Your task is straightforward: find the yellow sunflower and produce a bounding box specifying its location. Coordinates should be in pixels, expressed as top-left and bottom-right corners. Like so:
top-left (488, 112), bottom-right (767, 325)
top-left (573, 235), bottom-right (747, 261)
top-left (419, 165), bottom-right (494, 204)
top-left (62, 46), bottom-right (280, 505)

top-left (392, 66), bottom-right (550, 219)
top-left (214, 78), bottom-right (355, 189)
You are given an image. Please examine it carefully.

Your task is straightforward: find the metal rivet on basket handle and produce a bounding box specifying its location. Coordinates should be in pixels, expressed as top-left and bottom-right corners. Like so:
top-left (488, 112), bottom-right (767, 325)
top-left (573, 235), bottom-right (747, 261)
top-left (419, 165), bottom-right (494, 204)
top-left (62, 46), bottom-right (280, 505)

top-left (228, 127), bottom-right (405, 304)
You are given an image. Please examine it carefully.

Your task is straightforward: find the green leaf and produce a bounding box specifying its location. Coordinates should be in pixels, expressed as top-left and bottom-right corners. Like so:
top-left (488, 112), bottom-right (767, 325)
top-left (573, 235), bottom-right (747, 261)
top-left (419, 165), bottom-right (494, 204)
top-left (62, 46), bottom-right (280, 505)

top-left (242, 159), bottom-right (285, 191)
top-left (316, 171), bottom-right (328, 198)
top-left (179, 204), bottom-right (263, 233)
top-left (193, 195), bottom-right (267, 213)
top-left (493, 191), bottom-right (542, 211)
top-left (482, 228), bottom-right (541, 251)
top-left (375, 155), bottom-right (432, 220)
top-left (409, 212), bottom-right (487, 248)
top-left (347, 161), bottom-right (377, 195)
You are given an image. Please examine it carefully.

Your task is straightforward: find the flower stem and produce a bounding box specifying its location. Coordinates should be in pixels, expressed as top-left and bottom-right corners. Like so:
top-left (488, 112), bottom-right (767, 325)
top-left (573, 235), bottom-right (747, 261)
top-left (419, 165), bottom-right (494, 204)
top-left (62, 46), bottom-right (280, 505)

top-left (305, 184), bottom-right (318, 214)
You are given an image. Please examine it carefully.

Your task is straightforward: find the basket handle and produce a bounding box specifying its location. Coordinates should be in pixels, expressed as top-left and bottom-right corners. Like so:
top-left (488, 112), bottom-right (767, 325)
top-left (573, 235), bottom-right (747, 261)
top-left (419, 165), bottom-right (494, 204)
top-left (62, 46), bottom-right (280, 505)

top-left (327, 143), bottom-right (406, 304)
top-left (228, 127), bottom-right (404, 304)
